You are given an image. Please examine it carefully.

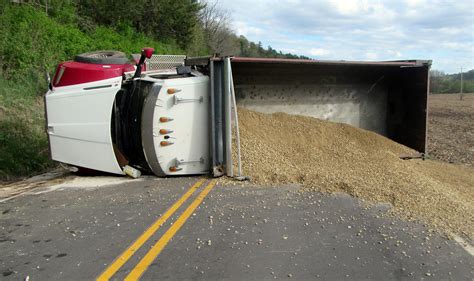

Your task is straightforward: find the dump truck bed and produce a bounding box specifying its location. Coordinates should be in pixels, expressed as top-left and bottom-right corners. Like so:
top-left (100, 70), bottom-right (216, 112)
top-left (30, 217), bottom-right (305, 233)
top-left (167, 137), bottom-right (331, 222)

top-left (230, 57), bottom-right (430, 152)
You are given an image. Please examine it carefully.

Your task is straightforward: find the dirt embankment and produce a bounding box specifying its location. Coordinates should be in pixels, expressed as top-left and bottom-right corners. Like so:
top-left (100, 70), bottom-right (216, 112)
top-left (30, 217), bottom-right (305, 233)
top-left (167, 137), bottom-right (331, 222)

top-left (233, 108), bottom-right (474, 239)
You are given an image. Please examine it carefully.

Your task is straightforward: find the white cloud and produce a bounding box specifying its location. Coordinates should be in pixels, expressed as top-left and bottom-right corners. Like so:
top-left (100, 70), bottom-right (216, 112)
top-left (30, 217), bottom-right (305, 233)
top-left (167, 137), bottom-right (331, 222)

top-left (365, 52), bottom-right (379, 60)
top-left (387, 50), bottom-right (403, 58)
top-left (405, 0), bottom-right (427, 7)
top-left (234, 21), bottom-right (264, 37)
top-left (329, 0), bottom-right (367, 15)
top-left (310, 48), bottom-right (331, 57)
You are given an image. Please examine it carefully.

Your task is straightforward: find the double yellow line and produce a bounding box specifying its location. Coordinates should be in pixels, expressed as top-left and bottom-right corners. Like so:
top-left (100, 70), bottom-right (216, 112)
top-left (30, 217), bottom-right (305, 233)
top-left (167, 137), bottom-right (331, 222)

top-left (97, 178), bottom-right (216, 281)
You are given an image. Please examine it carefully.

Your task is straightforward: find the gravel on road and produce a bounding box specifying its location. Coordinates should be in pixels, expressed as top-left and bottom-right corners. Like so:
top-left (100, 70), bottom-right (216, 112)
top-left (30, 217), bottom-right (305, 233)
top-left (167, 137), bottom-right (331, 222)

top-left (231, 108), bottom-right (474, 239)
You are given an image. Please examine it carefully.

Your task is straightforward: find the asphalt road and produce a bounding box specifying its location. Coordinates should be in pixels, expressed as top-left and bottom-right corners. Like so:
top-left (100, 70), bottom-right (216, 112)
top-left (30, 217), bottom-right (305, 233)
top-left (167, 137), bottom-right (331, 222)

top-left (0, 176), bottom-right (472, 280)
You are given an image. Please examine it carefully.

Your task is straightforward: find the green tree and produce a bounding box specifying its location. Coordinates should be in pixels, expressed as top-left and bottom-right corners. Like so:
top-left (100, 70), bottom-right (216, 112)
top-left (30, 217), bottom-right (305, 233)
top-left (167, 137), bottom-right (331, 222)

top-left (76, 0), bottom-right (202, 48)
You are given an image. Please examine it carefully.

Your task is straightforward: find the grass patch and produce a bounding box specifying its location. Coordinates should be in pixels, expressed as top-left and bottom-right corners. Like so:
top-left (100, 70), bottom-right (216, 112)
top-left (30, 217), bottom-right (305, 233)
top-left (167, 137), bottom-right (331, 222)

top-left (0, 5), bottom-right (183, 82)
top-left (0, 77), bottom-right (54, 182)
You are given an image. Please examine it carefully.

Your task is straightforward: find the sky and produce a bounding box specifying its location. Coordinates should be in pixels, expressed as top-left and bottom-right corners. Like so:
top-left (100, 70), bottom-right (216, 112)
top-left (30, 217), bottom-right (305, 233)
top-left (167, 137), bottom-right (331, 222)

top-left (218, 0), bottom-right (473, 73)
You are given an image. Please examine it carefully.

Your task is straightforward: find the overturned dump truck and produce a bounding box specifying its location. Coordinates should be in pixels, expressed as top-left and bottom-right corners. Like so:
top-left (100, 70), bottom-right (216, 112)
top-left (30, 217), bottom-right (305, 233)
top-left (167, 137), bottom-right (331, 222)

top-left (45, 48), bottom-right (430, 178)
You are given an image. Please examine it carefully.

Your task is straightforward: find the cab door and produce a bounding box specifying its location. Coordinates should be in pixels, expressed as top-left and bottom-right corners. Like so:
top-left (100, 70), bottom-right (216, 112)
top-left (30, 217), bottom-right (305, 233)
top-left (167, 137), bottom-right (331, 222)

top-left (45, 77), bottom-right (124, 174)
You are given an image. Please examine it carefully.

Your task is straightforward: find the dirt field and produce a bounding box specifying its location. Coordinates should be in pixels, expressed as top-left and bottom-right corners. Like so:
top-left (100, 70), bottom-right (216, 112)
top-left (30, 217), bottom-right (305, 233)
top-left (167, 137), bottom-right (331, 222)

top-left (428, 94), bottom-right (474, 166)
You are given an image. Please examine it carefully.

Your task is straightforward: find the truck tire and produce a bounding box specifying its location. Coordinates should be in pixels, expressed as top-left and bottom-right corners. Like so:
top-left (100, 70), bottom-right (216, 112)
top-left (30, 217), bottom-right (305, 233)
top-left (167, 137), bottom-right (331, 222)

top-left (74, 51), bottom-right (130, 65)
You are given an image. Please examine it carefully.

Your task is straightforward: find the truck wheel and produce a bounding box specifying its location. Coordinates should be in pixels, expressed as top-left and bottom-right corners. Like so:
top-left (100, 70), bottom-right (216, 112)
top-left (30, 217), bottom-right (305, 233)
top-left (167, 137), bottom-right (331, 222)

top-left (74, 51), bottom-right (130, 65)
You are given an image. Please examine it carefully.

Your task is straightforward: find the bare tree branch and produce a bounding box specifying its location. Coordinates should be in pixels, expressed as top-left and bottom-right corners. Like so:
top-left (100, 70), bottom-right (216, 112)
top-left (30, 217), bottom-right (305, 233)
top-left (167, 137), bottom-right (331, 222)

top-left (199, 0), bottom-right (236, 55)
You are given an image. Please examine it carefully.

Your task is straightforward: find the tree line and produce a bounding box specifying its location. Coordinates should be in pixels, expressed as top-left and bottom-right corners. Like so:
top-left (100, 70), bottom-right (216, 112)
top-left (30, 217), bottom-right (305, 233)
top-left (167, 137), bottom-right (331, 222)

top-left (430, 69), bottom-right (474, 94)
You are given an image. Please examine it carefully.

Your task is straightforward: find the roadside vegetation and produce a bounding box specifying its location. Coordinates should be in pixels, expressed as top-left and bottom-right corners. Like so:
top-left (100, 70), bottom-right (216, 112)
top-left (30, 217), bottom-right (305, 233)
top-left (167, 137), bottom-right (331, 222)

top-left (0, 1), bottom-right (307, 181)
top-left (0, 77), bottom-right (50, 180)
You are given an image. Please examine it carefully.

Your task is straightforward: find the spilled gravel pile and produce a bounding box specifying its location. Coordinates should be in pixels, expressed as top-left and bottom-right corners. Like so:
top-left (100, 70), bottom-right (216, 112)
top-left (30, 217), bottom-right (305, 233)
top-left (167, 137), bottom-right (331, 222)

top-left (233, 108), bottom-right (474, 239)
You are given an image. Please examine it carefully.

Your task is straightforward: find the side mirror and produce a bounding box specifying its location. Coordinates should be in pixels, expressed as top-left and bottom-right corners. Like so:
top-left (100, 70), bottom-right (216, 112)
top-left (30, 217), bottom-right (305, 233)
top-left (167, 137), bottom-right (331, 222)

top-left (142, 47), bottom-right (154, 59)
top-left (133, 47), bottom-right (155, 79)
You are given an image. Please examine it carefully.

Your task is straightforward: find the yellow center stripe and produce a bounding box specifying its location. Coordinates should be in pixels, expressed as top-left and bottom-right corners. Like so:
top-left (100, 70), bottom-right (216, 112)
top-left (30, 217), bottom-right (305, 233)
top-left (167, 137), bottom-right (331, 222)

top-left (124, 180), bottom-right (217, 281)
top-left (96, 178), bottom-right (207, 281)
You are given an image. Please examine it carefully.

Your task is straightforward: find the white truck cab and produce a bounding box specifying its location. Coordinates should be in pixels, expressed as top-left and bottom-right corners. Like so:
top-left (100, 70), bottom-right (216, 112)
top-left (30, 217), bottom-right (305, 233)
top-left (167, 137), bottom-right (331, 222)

top-left (45, 49), bottom-right (211, 176)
